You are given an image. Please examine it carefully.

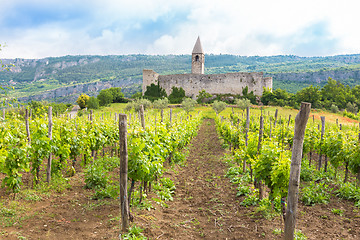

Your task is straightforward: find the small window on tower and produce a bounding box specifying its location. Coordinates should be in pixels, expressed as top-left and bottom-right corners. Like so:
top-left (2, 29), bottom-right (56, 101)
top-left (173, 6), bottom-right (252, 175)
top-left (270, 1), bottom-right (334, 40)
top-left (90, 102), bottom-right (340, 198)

top-left (195, 55), bottom-right (199, 62)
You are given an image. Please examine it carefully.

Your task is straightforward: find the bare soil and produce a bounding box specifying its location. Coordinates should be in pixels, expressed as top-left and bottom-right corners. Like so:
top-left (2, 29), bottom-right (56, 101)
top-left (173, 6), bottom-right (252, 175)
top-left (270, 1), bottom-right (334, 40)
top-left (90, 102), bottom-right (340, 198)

top-left (1, 119), bottom-right (360, 239)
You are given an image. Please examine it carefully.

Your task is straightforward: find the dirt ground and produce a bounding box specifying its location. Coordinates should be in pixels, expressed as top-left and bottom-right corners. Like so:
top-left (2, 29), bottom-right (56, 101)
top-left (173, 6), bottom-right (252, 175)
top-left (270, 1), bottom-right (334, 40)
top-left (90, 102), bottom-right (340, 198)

top-left (1, 119), bottom-right (360, 239)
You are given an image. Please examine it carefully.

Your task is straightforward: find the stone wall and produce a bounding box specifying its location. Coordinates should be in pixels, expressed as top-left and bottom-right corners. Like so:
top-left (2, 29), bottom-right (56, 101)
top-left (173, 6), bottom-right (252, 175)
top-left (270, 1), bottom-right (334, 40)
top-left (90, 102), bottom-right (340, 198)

top-left (152, 71), bottom-right (271, 98)
top-left (142, 69), bottom-right (159, 94)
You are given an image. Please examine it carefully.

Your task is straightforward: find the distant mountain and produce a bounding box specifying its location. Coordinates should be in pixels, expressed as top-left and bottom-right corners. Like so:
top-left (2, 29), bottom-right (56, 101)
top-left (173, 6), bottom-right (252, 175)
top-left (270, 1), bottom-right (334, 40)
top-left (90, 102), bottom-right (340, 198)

top-left (1, 54), bottom-right (360, 102)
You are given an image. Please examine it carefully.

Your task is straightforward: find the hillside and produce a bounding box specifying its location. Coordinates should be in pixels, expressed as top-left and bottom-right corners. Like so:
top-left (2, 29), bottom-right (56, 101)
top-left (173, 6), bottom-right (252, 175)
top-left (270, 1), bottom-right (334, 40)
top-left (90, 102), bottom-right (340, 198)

top-left (1, 54), bottom-right (360, 102)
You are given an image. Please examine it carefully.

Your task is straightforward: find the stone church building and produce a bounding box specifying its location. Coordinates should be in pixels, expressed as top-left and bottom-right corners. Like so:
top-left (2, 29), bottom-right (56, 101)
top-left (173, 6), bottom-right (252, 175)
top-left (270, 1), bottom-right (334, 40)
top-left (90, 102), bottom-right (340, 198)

top-left (142, 37), bottom-right (272, 98)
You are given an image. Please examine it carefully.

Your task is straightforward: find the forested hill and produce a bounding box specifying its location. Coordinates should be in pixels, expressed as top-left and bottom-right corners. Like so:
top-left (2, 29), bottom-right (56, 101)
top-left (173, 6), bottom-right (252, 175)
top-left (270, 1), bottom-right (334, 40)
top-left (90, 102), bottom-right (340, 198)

top-left (1, 54), bottom-right (360, 102)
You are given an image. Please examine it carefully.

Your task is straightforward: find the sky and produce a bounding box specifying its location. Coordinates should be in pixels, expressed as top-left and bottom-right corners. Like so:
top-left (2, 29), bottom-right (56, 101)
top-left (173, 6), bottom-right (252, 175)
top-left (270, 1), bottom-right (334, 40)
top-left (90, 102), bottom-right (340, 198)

top-left (1, 0), bottom-right (360, 59)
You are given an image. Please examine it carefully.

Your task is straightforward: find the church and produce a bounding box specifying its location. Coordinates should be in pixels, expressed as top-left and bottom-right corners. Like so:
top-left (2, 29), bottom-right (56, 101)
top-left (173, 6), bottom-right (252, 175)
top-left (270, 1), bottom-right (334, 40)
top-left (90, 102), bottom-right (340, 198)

top-left (142, 37), bottom-right (272, 98)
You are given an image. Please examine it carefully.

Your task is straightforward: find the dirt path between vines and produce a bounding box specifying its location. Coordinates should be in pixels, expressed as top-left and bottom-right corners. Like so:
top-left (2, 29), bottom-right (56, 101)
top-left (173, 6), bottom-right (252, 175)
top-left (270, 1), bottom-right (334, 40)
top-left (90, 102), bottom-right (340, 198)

top-left (137, 119), bottom-right (276, 239)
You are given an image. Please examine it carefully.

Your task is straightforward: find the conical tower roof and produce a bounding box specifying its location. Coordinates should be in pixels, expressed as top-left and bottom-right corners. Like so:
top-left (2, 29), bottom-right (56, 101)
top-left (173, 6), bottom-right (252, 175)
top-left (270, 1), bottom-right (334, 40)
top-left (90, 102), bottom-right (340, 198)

top-left (192, 36), bottom-right (204, 54)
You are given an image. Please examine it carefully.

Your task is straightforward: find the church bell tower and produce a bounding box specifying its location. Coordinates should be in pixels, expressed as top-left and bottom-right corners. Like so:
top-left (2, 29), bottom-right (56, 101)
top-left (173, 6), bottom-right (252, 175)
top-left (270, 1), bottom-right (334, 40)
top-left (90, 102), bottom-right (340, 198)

top-left (191, 36), bottom-right (204, 74)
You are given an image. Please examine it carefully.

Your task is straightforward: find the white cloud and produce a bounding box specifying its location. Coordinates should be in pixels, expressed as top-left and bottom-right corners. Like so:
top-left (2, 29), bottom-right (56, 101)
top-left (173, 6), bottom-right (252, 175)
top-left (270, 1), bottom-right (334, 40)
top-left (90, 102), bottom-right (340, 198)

top-left (1, 0), bottom-right (360, 58)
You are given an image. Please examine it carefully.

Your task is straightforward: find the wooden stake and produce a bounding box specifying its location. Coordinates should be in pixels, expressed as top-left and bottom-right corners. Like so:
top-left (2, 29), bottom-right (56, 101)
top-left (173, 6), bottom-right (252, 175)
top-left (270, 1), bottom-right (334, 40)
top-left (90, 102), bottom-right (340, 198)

top-left (161, 109), bottom-right (164, 123)
top-left (46, 107), bottom-right (53, 183)
top-left (119, 114), bottom-right (129, 232)
top-left (287, 115), bottom-right (291, 127)
top-left (243, 106), bottom-right (250, 173)
top-left (140, 105), bottom-right (145, 130)
top-left (25, 109), bottom-right (31, 144)
top-left (274, 109), bottom-right (278, 128)
top-left (318, 116), bottom-right (325, 171)
top-left (257, 110), bottom-right (264, 200)
top-left (285, 102), bottom-right (311, 240)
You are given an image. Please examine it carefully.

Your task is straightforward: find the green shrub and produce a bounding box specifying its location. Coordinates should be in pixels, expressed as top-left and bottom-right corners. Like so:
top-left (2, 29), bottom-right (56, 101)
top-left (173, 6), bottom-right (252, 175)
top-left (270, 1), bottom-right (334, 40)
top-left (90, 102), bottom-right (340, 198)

top-left (84, 164), bottom-right (109, 189)
top-left (153, 98), bottom-right (169, 110)
top-left (168, 86), bottom-right (185, 104)
top-left (196, 89), bottom-right (212, 103)
top-left (87, 97), bottom-right (99, 109)
top-left (330, 104), bottom-right (339, 113)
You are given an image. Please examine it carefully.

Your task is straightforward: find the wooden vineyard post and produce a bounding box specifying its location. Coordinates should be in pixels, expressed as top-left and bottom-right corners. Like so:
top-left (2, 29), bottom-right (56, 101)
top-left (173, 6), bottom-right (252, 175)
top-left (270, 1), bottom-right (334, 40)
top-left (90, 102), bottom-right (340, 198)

top-left (274, 109), bottom-right (278, 128)
top-left (25, 109), bottom-right (31, 144)
top-left (318, 116), bottom-right (325, 171)
top-left (285, 102), bottom-right (311, 240)
top-left (140, 105), bottom-right (145, 130)
top-left (287, 115), bottom-right (291, 127)
top-left (257, 109), bottom-right (264, 200)
top-left (161, 109), bottom-right (164, 123)
top-left (243, 106), bottom-right (250, 172)
top-left (269, 116), bottom-right (272, 139)
top-left (46, 107), bottom-right (53, 183)
top-left (119, 113), bottom-right (129, 232)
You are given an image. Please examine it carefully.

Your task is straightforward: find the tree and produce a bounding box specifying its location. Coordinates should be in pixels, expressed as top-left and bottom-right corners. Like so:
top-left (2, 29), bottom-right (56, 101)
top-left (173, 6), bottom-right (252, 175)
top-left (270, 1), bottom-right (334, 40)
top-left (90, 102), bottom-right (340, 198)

top-left (196, 90), bottom-right (212, 103)
top-left (168, 86), bottom-right (186, 104)
top-left (346, 102), bottom-right (358, 114)
top-left (87, 97), bottom-right (99, 109)
top-left (242, 86), bottom-right (257, 104)
top-left (181, 98), bottom-right (197, 113)
top-left (321, 78), bottom-right (348, 109)
top-left (235, 98), bottom-right (251, 110)
top-left (261, 88), bottom-right (275, 105)
top-left (144, 83), bottom-right (167, 101)
top-left (212, 100), bottom-right (226, 114)
top-left (97, 89), bottom-right (113, 106)
top-left (108, 87), bottom-right (125, 103)
top-left (131, 92), bottom-right (142, 99)
top-left (295, 85), bottom-right (321, 108)
top-left (76, 94), bottom-right (89, 109)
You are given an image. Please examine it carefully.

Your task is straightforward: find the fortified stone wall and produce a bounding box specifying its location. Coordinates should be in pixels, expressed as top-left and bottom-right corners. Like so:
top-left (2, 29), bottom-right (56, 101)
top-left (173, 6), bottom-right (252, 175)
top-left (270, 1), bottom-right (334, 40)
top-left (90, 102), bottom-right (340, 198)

top-left (156, 72), bottom-right (271, 98)
top-left (142, 69), bottom-right (159, 93)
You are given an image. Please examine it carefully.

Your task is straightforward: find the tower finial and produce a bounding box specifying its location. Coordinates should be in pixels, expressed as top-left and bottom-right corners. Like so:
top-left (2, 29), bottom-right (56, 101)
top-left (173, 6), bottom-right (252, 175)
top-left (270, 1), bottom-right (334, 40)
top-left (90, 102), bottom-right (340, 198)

top-left (192, 36), bottom-right (204, 74)
top-left (192, 36), bottom-right (204, 54)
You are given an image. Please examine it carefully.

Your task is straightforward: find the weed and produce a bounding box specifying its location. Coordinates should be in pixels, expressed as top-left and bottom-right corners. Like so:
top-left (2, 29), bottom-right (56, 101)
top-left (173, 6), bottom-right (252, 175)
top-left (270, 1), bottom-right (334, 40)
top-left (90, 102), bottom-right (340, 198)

top-left (92, 184), bottom-right (119, 200)
top-left (272, 228), bottom-right (283, 235)
top-left (121, 225), bottom-right (147, 240)
top-left (300, 182), bottom-right (331, 206)
top-left (295, 229), bottom-right (307, 240)
top-left (240, 188), bottom-right (259, 207)
top-left (153, 178), bottom-right (175, 202)
top-left (18, 189), bottom-right (42, 201)
top-left (335, 182), bottom-right (360, 202)
top-left (236, 185), bottom-right (251, 197)
top-left (331, 208), bottom-right (344, 216)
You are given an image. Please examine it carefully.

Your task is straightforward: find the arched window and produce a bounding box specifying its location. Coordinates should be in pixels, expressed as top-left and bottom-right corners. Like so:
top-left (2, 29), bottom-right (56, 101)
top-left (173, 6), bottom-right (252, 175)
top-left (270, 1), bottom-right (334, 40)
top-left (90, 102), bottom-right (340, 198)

top-left (195, 55), bottom-right (199, 62)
